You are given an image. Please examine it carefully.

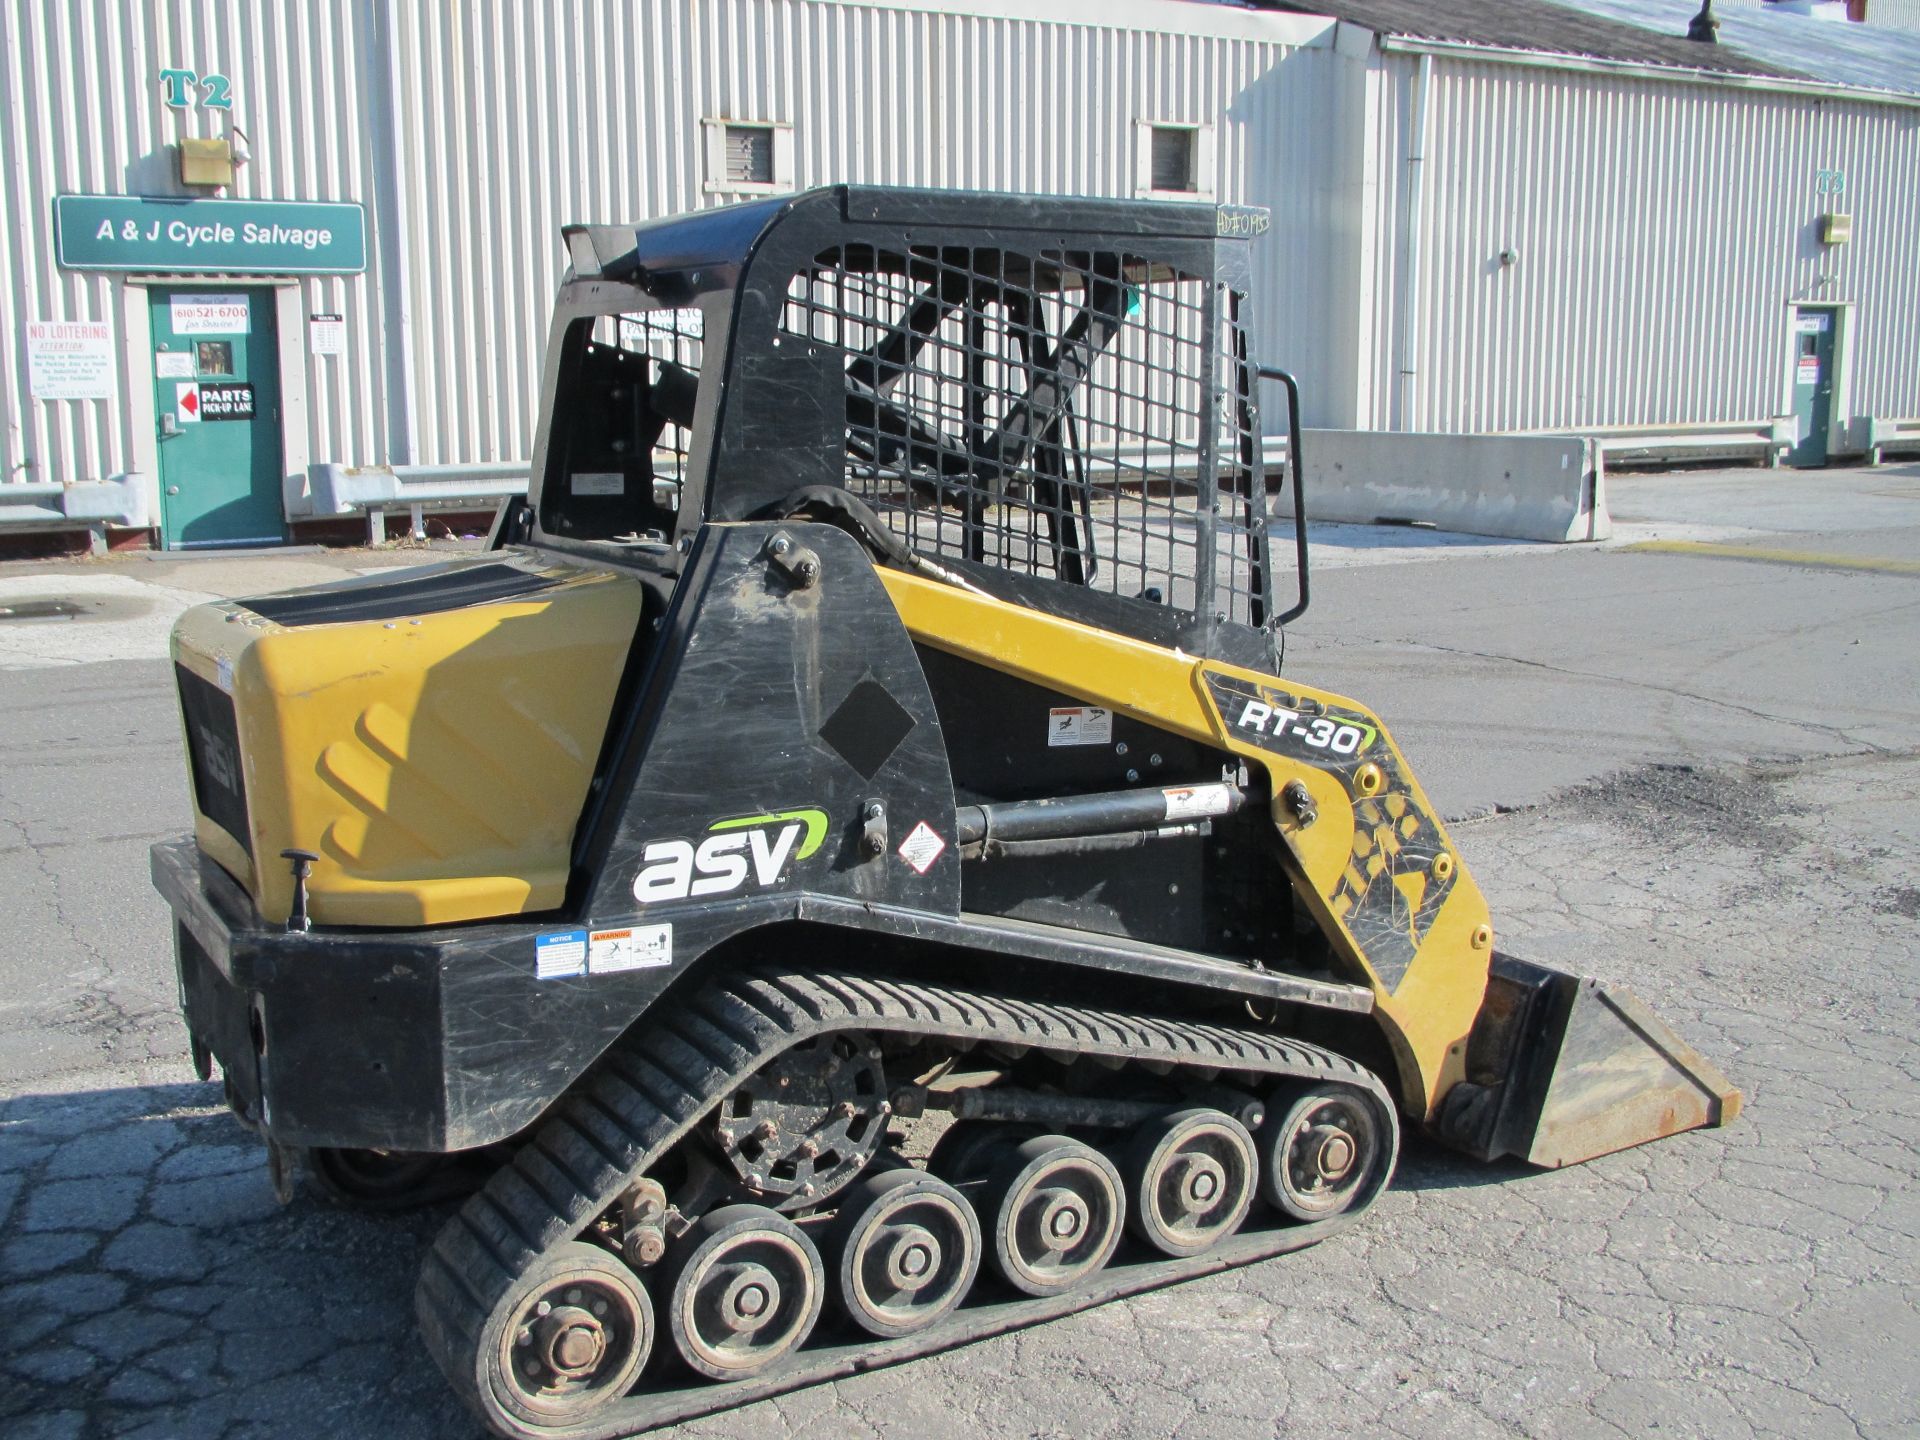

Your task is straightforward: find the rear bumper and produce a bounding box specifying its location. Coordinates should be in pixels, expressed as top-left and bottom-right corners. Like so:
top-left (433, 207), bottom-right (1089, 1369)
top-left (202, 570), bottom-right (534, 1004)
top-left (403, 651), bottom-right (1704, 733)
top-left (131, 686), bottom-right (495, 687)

top-left (153, 835), bottom-right (748, 1153)
top-left (155, 837), bottom-right (452, 1150)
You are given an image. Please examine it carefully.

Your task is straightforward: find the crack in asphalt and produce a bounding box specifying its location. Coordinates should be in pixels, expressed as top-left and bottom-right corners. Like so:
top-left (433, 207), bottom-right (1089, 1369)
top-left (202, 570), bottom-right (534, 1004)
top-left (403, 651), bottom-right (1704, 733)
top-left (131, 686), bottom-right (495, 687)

top-left (1373, 636), bottom-right (1901, 757)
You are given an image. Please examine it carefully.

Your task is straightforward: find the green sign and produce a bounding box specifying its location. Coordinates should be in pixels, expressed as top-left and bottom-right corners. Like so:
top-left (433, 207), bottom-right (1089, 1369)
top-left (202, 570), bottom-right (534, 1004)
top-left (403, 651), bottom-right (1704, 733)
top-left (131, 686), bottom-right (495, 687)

top-left (54, 195), bottom-right (366, 275)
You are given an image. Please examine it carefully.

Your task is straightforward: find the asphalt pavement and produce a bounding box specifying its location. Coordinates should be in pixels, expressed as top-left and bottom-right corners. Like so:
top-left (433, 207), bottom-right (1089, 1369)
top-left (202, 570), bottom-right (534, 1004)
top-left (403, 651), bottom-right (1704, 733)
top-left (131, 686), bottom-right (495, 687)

top-left (1, 464), bottom-right (1915, 1438)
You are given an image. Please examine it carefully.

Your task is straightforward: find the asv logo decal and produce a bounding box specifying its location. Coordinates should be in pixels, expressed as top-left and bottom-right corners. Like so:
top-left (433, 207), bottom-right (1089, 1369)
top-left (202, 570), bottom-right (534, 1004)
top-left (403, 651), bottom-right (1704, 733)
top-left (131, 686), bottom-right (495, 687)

top-left (632, 808), bottom-right (829, 905)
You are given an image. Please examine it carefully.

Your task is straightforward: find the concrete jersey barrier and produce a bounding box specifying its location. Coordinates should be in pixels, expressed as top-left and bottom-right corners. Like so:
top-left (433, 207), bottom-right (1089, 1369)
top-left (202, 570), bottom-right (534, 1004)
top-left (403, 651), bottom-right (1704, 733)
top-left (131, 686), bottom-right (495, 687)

top-left (1290, 429), bottom-right (1608, 544)
top-left (0, 474), bottom-right (152, 551)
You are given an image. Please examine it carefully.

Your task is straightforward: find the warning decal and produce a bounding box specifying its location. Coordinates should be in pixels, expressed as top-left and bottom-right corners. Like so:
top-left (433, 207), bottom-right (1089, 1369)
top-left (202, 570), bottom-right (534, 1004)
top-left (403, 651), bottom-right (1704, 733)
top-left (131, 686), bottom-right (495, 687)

top-left (588, 924), bottom-right (673, 974)
top-left (897, 821), bottom-right (947, 875)
top-left (1047, 706), bottom-right (1113, 747)
top-left (1162, 783), bottom-right (1234, 822)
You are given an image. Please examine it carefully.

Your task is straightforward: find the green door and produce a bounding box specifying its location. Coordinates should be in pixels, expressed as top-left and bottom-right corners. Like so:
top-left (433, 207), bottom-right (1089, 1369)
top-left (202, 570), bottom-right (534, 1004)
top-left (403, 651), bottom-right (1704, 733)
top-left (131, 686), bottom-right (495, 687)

top-left (1787, 307), bottom-right (1837, 470)
top-left (150, 287), bottom-right (285, 547)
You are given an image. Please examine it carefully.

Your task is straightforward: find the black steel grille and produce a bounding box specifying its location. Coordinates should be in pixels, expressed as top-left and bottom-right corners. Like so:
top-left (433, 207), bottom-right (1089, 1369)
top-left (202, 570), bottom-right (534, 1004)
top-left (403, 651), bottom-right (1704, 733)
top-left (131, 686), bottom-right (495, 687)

top-left (176, 663), bottom-right (252, 859)
top-left (612, 308), bottom-right (704, 496)
top-left (543, 307), bottom-right (705, 541)
top-left (779, 245), bottom-right (1267, 628)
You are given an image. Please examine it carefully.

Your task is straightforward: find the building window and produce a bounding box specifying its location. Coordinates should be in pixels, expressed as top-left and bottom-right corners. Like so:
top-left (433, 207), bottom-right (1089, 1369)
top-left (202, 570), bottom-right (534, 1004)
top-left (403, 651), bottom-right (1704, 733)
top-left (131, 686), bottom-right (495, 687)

top-left (703, 119), bottom-right (794, 194)
top-left (1152, 127), bottom-right (1196, 193)
top-left (726, 125), bottom-right (774, 186)
top-left (1136, 123), bottom-right (1216, 201)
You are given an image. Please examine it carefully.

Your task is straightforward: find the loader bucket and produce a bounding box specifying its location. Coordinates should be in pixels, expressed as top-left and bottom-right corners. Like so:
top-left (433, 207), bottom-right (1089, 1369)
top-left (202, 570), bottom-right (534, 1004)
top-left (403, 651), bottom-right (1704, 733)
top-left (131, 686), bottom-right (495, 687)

top-left (1435, 954), bottom-right (1742, 1168)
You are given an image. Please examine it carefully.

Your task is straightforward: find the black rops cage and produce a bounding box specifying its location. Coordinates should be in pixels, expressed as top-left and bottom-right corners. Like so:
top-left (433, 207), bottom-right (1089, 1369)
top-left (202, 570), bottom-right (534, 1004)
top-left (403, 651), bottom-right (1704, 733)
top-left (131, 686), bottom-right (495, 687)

top-left (537, 187), bottom-right (1300, 667)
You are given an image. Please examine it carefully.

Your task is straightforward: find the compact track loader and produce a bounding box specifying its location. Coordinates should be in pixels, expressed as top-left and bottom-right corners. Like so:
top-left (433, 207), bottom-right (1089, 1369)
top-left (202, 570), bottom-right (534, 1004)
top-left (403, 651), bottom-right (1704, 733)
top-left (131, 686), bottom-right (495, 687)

top-left (153, 186), bottom-right (1738, 1436)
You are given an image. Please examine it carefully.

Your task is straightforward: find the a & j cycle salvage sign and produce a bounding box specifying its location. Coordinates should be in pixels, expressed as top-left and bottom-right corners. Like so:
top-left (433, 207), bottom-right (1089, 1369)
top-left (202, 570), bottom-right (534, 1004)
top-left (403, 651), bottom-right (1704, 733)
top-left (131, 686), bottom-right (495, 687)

top-left (54, 196), bottom-right (366, 275)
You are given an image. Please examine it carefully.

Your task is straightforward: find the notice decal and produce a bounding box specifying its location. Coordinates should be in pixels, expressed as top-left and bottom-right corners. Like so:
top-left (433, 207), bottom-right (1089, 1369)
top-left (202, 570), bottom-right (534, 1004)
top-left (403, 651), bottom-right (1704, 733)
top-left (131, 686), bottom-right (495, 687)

top-left (175, 381), bottom-right (201, 423)
top-left (1047, 706), bottom-right (1113, 747)
top-left (588, 924), bottom-right (673, 974)
top-left (535, 929), bottom-right (588, 979)
top-left (572, 472), bottom-right (625, 497)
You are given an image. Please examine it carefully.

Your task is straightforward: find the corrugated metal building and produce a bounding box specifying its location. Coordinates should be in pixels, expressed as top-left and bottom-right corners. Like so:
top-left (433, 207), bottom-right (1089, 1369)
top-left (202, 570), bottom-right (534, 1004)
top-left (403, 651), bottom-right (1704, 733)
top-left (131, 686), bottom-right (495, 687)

top-left (3, 0), bottom-right (1916, 548)
top-left (1282, 0), bottom-right (1920, 445)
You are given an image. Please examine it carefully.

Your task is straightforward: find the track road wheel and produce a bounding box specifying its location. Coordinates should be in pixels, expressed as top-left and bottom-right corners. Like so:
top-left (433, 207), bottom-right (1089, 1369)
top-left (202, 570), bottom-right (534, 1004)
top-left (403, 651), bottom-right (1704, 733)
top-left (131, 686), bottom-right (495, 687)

top-left (664, 1204), bottom-right (824, 1381)
top-left (481, 1241), bottom-right (653, 1428)
top-left (307, 1147), bottom-right (447, 1210)
top-left (1257, 1082), bottom-right (1399, 1222)
top-left (827, 1168), bottom-right (981, 1338)
top-left (981, 1135), bottom-right (1125, 1297)
top-left (925, 1118), bottom-right (1034, 1186)
top-left (1123, 1109), bottom-right (1257, 1257)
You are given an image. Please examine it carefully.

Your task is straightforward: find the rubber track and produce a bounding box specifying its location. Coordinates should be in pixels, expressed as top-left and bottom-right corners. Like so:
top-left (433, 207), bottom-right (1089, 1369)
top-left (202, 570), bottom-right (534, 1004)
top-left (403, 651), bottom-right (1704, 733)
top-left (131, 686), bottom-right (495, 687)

top-left (415, 969), bottom-right (1392, 1437)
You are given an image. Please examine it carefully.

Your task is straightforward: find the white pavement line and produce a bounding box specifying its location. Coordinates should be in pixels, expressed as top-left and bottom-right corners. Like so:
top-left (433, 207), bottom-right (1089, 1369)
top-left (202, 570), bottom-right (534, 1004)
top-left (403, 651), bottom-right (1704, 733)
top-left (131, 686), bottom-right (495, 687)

top-left (0, 575), bottom-right (216, 671)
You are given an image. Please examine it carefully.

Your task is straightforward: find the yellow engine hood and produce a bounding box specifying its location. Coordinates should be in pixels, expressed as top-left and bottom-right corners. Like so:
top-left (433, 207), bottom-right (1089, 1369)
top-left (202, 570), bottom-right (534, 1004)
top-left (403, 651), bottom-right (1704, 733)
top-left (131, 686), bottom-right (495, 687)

top-left (170, 550), bottom-right (648, 928)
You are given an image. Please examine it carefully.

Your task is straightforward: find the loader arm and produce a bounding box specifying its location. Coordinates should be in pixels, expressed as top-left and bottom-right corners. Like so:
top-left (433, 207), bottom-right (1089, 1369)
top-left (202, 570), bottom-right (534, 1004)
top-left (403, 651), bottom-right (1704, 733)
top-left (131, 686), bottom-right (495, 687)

top-left (876, 562), bottom-right (1740, 1159)
top-left (875, 565), bottom-right (1488, 1118)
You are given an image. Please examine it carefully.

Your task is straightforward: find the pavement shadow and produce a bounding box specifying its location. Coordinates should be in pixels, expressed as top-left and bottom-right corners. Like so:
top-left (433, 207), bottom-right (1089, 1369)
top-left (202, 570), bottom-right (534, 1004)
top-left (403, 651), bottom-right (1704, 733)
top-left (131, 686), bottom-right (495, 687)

top-left (1304, 521), bottom-right (1545, 558)
top-left (0, 1079), bottom-right (479, 1438)
top-left (1, 1079), bottom-right (1545, 1437)
top-left (1389, 1132), bottom-right (1537, 1193)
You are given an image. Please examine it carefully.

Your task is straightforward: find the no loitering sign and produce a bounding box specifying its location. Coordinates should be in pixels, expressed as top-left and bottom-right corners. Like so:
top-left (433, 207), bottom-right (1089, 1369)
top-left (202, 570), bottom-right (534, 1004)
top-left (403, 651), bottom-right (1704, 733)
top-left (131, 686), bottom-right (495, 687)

top-left (25, 320), bottom-right (116, 400)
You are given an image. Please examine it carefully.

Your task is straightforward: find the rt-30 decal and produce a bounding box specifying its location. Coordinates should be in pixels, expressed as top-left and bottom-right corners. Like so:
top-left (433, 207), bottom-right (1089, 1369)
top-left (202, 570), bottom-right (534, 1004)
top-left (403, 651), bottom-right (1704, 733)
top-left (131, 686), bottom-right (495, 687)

top-left (1204, 672), bottom-right (1451, 993)
top-left (632, 807), bottom-right (828, 905)
top-left (1230, 697), bottom-right (1378, 759)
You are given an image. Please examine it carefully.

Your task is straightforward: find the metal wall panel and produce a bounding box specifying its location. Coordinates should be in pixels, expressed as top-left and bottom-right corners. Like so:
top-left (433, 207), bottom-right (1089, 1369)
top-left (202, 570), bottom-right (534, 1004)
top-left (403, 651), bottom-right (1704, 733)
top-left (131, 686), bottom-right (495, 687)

top-left (1385, 55), bottom-right (1920, 434)
top-left (380, 0), bottom-right (1349, 465)
top-left (0, 0), bottom-right (387, 490)
top-left (17, 1), bottom-right (1907, 500)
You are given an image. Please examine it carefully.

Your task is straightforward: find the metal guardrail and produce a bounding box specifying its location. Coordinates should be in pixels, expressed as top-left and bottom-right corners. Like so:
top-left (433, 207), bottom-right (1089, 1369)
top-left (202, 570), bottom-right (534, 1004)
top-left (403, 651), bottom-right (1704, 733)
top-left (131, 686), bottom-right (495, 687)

top-left (306, 462), bottom-right (528, 544)
top-left (0, 475), bottom-right (151, 552)
top-left (1577, 420), bottom-right (1793, 468)
top-left (1866, 417), bottom-right (1920, 466)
